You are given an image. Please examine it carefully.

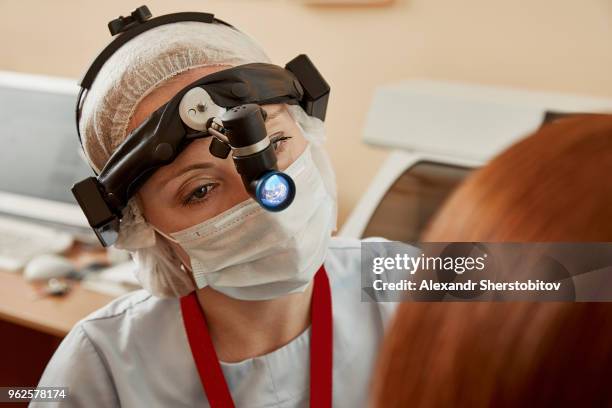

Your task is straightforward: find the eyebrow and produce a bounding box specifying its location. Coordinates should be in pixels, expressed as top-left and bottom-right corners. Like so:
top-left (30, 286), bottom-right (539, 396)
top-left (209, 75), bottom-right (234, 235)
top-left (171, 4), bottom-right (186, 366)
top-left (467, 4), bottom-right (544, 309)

top-left (264, 106), bottom-right (284, 121)
top-left (162, 162), bottom-right (215, 188)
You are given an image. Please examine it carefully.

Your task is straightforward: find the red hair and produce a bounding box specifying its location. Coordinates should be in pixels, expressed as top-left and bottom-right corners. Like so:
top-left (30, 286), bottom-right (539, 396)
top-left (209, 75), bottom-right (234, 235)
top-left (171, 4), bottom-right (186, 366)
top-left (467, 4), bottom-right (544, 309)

top-left (371, 115), bottom-right (612, 407)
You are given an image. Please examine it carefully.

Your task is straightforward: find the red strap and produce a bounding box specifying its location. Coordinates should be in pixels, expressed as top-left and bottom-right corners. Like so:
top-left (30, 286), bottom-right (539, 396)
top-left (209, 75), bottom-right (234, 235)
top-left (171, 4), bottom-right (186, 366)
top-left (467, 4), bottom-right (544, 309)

top-left (180, 293), bottom-right (235, 408)
top-left (180, 265), bottom-right (333, 408)
top-left (310, 265), bottom-right (333, 408)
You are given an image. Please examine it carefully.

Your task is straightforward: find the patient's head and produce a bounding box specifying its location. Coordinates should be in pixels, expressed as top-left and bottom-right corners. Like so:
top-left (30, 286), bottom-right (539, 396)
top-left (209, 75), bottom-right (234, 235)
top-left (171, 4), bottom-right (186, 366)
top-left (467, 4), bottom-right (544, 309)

top-left (372, 301), bottom-right (612, 408)
top-left (423, 114), bottom-right (612, 241)
top-left (371, 115), bottom-right (612, 408)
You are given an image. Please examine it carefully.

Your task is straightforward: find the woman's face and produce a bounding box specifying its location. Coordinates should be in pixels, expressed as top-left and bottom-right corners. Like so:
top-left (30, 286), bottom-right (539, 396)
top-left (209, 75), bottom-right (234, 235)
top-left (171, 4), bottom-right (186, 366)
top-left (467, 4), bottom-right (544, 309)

top-left (128, 65), bottom-right (308, 266)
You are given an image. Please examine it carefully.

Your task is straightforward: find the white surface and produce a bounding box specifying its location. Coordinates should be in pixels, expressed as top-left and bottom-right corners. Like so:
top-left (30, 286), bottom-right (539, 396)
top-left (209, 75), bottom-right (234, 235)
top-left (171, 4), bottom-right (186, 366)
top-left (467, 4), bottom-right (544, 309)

top-left (0, 216), bottom-right (73, 271)
top-left (23, 254), bottom-right (75, 282)
top-left (364, 79), bottom-right (612, 161)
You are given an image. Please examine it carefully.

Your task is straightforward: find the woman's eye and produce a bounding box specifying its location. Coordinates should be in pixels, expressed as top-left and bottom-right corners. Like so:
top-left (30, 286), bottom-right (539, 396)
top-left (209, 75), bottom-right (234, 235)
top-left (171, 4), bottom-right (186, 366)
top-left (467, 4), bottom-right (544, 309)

top-left (271, 134), bottom-right (292, 152)
top-left (182, 183), bottom-right (218, 206)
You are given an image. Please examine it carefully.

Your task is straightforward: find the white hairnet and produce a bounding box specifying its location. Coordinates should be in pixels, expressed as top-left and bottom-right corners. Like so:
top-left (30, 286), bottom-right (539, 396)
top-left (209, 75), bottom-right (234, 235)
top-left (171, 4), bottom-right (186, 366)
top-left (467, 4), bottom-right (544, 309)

top-left (79, 21), bottom-right (336, 298)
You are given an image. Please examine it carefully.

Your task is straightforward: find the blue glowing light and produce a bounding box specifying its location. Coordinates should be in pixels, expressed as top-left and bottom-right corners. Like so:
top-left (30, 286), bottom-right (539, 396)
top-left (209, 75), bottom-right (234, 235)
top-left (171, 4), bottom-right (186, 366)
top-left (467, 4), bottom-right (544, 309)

top-left (255, 172), bottom-right (295, 211)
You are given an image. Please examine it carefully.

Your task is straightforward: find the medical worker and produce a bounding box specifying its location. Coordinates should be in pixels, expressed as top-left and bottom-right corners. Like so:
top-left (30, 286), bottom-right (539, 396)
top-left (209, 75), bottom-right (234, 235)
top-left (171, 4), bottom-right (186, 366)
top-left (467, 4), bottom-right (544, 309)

top-left (33, 7), bottom-right (401, 408)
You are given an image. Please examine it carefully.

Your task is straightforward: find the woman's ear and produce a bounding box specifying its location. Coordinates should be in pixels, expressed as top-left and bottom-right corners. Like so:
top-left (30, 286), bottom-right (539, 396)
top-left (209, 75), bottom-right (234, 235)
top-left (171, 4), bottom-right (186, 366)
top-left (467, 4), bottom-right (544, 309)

top-left (134, 193), bottom-right (146, 218)
top-left (180, 263), bottom-right (197, 287)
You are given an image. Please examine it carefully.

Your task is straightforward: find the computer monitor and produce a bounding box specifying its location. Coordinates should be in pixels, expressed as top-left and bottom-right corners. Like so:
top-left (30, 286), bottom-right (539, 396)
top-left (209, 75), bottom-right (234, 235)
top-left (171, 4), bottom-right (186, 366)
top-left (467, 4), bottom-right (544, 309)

top-left (0, 71), bottom-right (93, 232)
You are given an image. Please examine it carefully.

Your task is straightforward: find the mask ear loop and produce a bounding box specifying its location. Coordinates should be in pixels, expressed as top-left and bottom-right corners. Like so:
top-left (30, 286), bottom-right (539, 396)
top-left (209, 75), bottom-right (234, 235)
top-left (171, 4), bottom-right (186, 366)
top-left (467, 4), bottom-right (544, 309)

top-left (150, 224), bottom-right (179, 243)
top-left (150, 224), bottom-right (195, 274)
top-left (180, 263), bottom-right (194, 274)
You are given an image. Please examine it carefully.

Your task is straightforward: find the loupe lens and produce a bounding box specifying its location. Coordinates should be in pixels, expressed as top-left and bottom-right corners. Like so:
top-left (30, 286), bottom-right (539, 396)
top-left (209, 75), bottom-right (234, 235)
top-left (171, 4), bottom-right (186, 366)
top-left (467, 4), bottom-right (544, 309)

top-left (255, 171), bottom-right (296, 211)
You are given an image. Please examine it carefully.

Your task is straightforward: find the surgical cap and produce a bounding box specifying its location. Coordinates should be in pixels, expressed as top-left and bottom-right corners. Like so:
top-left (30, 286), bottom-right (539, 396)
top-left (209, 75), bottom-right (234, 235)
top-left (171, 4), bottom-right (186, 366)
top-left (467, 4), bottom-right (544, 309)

top-left (79, 21), bottom-right (337, 297)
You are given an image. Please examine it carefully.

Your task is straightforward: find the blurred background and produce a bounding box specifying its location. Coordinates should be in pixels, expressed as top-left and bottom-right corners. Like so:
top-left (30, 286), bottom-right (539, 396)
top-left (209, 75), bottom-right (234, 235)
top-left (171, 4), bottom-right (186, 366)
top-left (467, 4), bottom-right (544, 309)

top-left (1, 0), bottom-right (612, 393)
top-left (2, 0), bottom-right (612, 224)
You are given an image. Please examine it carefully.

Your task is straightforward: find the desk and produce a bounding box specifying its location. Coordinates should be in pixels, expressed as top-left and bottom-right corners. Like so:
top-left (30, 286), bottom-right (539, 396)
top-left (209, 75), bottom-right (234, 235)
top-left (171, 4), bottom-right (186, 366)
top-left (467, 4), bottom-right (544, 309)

top-left (0, 243), bottom-right (116, 388)
top-left (0, 270), bottom-right (115, 338)
top-left (0, 243), bottom-right (115, 337)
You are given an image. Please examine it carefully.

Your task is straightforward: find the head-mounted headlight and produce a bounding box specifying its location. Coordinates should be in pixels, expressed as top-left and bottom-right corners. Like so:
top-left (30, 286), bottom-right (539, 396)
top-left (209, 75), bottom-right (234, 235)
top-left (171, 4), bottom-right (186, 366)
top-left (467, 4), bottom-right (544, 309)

top-left (72, 6), bottom-right (330, 247)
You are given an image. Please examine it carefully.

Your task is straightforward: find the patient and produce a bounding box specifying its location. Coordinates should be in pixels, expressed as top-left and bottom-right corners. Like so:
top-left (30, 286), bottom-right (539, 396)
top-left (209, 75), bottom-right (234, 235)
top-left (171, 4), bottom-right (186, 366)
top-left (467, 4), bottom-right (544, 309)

top-left (370, 115), bottom-right (612, 407)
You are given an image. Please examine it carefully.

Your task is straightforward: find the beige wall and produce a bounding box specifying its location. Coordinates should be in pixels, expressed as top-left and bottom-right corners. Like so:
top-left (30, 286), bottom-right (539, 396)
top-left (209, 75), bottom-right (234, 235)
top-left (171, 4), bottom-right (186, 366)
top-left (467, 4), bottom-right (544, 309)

top-left (1, 0), bottom-right (611, 226)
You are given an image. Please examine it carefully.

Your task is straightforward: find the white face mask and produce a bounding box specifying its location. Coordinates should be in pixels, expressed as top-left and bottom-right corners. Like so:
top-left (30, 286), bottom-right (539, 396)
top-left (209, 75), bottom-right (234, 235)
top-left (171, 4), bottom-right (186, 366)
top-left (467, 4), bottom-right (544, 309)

top-left (161, 144), bottom-right (335, 301)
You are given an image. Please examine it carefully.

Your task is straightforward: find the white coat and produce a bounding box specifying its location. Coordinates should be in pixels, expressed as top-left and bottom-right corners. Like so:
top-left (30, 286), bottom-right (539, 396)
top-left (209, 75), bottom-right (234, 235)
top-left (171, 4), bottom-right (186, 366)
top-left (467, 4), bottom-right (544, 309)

top-left (33, 237), bottom-right (402, 408)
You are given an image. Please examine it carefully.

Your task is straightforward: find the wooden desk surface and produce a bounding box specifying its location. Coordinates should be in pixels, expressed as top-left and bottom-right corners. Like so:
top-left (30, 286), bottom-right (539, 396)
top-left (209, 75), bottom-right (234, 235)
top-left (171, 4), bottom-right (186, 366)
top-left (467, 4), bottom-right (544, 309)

top-left (0, 244), bottom-right (116, 338)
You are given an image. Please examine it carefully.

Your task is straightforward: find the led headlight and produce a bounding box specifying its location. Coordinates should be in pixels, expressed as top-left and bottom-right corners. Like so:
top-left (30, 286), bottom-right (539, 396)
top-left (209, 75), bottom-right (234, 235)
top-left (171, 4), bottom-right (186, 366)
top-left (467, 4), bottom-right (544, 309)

top-left (255, 171), bottom-right (296, 211)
